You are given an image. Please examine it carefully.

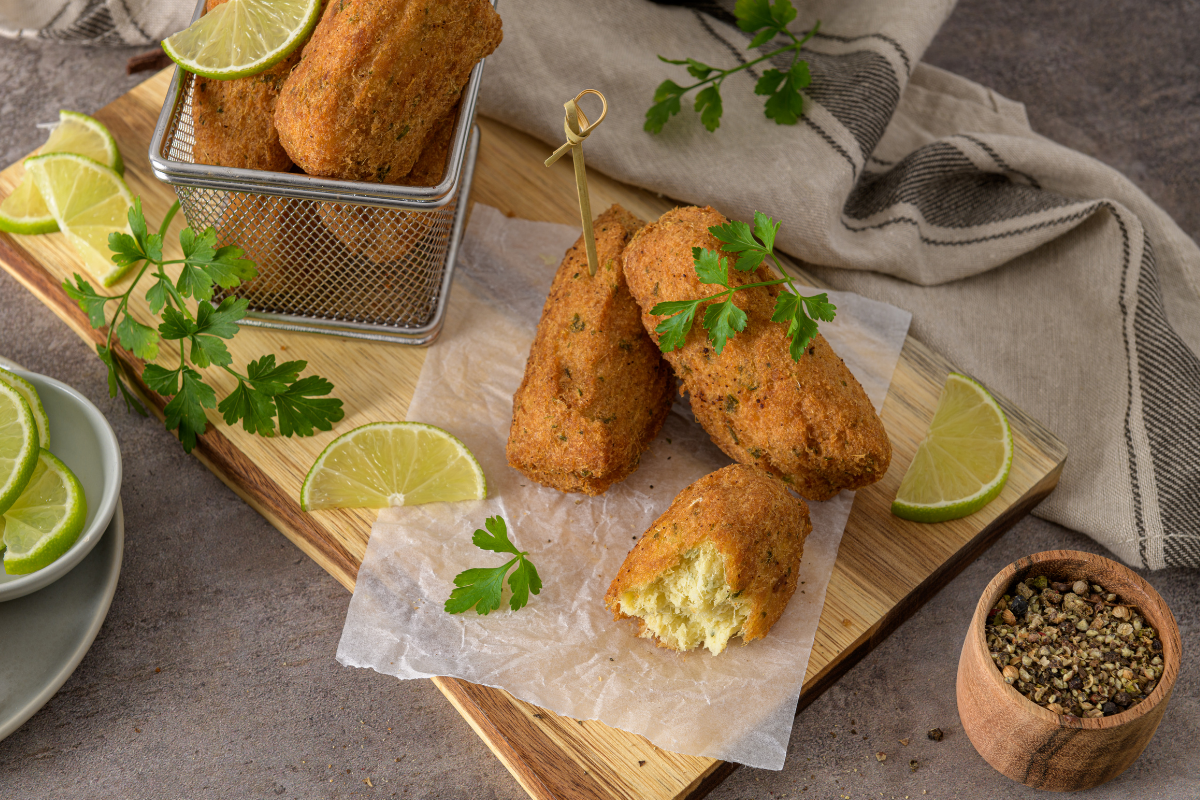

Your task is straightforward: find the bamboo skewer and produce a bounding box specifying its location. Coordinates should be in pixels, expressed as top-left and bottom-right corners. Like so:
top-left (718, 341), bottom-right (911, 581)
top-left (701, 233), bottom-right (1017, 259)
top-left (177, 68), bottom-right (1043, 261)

top-left (545, 90), bottom-right (608, 276)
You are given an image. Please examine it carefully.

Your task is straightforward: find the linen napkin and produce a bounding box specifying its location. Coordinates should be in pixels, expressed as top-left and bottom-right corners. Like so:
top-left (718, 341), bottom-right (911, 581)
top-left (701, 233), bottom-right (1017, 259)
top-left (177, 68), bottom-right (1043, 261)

top-left (0, 0), bottom-right (193, 46)
top-left (336, 205), bottom-right (912, 769)
top-left (474, 0), bottom-right (1200, 569)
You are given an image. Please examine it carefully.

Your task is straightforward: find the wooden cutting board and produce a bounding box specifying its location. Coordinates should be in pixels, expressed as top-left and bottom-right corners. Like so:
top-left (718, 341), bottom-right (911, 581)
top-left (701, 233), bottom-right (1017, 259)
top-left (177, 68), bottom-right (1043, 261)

top-left (0, 69), bottom-right (1066, 800)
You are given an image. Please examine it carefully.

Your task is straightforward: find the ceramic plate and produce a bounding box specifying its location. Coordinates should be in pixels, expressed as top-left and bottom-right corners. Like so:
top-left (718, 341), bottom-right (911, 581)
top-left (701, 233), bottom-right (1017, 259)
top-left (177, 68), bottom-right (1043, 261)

top-left (0, 499), bottom-right (123, 741)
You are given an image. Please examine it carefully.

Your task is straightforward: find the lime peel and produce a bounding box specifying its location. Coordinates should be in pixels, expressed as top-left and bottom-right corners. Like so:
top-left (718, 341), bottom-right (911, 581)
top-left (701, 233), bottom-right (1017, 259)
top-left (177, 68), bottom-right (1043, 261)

top-left (0, 382), bottom-right (39, 517)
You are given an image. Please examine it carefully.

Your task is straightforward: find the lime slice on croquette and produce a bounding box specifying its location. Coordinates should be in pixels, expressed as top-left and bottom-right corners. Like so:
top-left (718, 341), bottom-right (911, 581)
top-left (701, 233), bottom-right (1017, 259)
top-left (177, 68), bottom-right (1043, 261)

top-left (162, 0), bottom-right (322, 80)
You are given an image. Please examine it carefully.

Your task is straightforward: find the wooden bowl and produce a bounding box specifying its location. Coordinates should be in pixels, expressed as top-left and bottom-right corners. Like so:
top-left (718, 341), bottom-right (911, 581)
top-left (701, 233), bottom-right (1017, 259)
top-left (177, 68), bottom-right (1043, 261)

top-left (957, 550), bottom-right (1180, 791)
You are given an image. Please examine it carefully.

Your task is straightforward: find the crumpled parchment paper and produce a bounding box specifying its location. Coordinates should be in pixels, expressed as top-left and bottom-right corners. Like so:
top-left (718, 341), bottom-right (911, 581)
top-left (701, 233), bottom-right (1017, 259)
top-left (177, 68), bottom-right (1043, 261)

top-left (336, 204), bottom-right (911, 769)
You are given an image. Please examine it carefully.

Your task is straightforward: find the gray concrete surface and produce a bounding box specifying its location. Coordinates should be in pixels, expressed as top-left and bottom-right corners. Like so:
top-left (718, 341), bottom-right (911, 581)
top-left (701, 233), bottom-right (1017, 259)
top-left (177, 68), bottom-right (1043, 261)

top-left (0, 2), bottom-right (1197, 798)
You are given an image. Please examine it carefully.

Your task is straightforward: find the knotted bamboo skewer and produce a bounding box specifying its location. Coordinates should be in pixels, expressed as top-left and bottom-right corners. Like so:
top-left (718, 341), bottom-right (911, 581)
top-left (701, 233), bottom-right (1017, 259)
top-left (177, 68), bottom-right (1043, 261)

top-left (545, 90), bottom-right (608, 276)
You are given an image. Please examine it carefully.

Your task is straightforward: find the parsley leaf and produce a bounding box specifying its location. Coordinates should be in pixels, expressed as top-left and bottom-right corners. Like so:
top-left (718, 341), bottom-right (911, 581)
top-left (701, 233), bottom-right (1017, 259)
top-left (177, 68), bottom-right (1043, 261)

top-left (274, 375), bottom-right (344, 438)
top-left (86, 197), bottom-right (341, 454)
top-left (693, 247), bottom-right (731, 286)
top-left (115, 314), bottom-right (159, 361)
top-left (703, 298), bottom-right (748, 354)
top-left (217, 379), bottom-right (277, 436)
top-left (652, 299), bottom-right (700, 353)
top-left (645, 78), bottom-right (685, 134)
top-left (693, 85), bottom-right (724, 132)
top-left (709, 220), bottom-right (768, 271)
top-left (445, 516), bottom-right (542, 615)
top-left (803, 293), bottom-right (837, 323)
top-left (649, 1), bottom-right (818, 133)
top-left (63, 274), bottom-right (112, 329)
top-left (245, 354), bottom-right (305, 395)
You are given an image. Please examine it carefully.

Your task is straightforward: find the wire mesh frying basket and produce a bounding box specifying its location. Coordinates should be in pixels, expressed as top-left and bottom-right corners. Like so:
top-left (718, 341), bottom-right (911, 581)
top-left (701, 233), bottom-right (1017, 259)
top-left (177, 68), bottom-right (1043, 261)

top-left (148, 37), bottom-right (483, 345)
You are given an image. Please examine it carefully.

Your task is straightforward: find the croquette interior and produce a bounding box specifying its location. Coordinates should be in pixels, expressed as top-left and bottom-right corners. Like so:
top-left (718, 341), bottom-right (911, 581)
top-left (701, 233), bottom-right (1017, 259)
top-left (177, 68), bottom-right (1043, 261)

top-left (616, 542), bottom-right (751, 656)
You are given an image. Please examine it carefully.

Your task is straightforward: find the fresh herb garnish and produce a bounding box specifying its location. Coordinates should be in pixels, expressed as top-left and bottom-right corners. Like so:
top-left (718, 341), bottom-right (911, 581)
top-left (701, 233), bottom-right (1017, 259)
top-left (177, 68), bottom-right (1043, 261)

top-left (650, 211), bottom-right (836, 360)
top-left (445, 516), bottom-right (542, 615)
top-left (63, 198), bottom-right (343, 452)
top-left (646, 0), bottom-right (820, 133)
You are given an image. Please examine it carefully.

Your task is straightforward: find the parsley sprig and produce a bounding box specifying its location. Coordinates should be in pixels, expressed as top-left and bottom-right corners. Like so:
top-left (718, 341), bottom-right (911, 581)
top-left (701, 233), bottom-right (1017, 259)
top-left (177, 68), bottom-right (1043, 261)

top-left (651, 211), bottom-right (836, 361)
top-left (646, 0), bottom-right (820, 133)
top-left (63, 198), bottom-right (343, 452)
top-left (445, 516), bottom-right (542, 615)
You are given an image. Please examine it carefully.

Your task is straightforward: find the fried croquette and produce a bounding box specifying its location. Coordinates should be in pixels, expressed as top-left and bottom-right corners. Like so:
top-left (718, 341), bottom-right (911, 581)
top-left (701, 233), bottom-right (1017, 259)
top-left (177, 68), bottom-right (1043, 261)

top-left (191, 0), bottom-right (309, 172)
top-left (273, 0), bottom-right (501, 183)
top-left (623, 206), bottom-right (891, 501)
top-left (316, 203), bottom-right (429, 263)
top-left (506, 205), bottom-right (674, 495)
top-left (400, 103), bottom-right (459, 187)
top-left (604, 464), bottom-right (811, 655)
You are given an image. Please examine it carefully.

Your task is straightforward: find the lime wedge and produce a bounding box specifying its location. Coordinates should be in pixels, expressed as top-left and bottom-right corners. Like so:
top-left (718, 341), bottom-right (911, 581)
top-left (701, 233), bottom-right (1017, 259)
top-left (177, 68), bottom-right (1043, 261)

top-left (43, 110), bottom-right (125, 176)
top-left (0, 176), bottom-right (56, 235)
top-left (301, 422), bottom-right (486, 511)
top-left (2, 450), bottom-right (88, 574)
top-left (0, 369), bottom-right (49, 448)
top-left (162, 0), bottom-right (322, 80)
top-left (891, 372), bottom-right (1013, 523)
top-left (0, 382), bottom-right (39, 517)
top-left (24, 152), bottom-right (134, 287)
top-left (0, 111), bottom-right (124, 236)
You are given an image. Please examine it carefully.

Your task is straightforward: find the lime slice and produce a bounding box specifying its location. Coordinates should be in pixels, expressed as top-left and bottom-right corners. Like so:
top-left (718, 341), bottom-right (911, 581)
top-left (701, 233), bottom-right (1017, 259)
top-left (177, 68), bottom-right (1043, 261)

top-left (43, 110), bottom-right (125, 176)
top-left (0, 369), bottom-right (49, 448)
top-left (301, 422), bottom-right (486, 511)
top-left (2, 450), bottom-right (88, 574)
top-left (24, 152), bottom-right (134, 287)
top-left (0, 382), bottom-right (39, 517)
top-left (162, 0), bottom-right (322, 80)
top-left (891, 372), bottom-right (1013, 523)
top-left (0, 176), bottom-right (56, 235)
top-left (0, 111), bottom-right (124, 236)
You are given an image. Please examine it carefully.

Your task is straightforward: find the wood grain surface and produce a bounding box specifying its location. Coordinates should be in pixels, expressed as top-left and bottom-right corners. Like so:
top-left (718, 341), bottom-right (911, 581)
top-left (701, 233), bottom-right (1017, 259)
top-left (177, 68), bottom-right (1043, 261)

top-left (0, 69), bottom-right (1068, 800)
top-left (957, 550), bottom-right (1179, 791)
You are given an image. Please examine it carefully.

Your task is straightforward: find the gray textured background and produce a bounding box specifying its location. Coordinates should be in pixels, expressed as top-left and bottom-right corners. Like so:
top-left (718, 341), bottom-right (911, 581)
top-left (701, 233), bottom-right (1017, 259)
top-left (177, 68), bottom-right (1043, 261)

top-left (1, 1), bottom-right (1197, 798)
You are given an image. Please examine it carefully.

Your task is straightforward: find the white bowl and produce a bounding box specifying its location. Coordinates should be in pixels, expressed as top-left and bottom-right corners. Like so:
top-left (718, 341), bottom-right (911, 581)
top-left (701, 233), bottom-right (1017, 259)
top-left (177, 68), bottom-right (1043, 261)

top-left (0, 368), bottom-right (122, 601)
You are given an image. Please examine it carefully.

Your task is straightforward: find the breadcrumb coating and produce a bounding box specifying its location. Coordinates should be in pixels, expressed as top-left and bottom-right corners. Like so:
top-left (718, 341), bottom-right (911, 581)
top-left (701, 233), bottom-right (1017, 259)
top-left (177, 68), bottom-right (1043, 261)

top-left (623, 206), bottom-right (891, 501)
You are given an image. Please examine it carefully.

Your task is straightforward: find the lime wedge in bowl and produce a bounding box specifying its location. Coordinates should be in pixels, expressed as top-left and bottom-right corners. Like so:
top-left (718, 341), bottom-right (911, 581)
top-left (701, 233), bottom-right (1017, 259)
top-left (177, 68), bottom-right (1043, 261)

top-left (163, 0), bottom-right (323, 80)
top-left (0, 382), bottom-right (39, 517)
top-left (0, 111), bottom-right (124, 236)
top-left (2, 450), bottom-right (88, 574)
top-left (891, 372), bottom-right (1013, 523)
top-left (301, 422), bottom-right (486, 511)
top-left (0, 368), bottom-right (50, 448)
top-left (24, 152), bottom-right (134, 287)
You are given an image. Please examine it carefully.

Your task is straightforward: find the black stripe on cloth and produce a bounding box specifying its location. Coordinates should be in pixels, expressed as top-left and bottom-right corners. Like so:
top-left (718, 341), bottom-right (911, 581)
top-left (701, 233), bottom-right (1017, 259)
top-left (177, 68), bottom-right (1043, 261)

top-left (38, 0), bottom-right (117, 43)
top-left (648, 0), bottom-right (738, 27)
top-left (1132, 240), bottom-right (1200, 568)
top-left (1108, 205), bottom-right (1150, 567)
top-left (813, 31), bottom-right (911, 76)
top-left (116, 0), bottom-right (153, 43)
top-left (788, 49), bottom-right (900, 161)
top-left (693, 9), bottom-right (758, 81)
top-left (840, 204), bottom-right (1098, 246)
top-left (843, 141), bottom-right (1076, 227)
top-left (954, 134), bottom-right (1043, 190)
top-left (804, 116), bottom-right (856, 179)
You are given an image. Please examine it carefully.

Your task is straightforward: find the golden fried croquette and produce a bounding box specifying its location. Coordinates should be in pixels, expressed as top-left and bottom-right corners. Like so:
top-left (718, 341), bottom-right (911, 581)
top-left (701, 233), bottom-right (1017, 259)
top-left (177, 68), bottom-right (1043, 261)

top-left (315, 203), bottom-right (430, 263)
top-left (399, 103), bottom-right (459, 187)
top-left (623, 206), bottom-right (891, 501)
top-left (191, 0), bottom-right (309, 172)
top-left (604, 464), bottom-right (811, 655)
top-left (274, 0), bottom-right (501, 183)
top-left (506, 205), bottom-right (674, 495)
